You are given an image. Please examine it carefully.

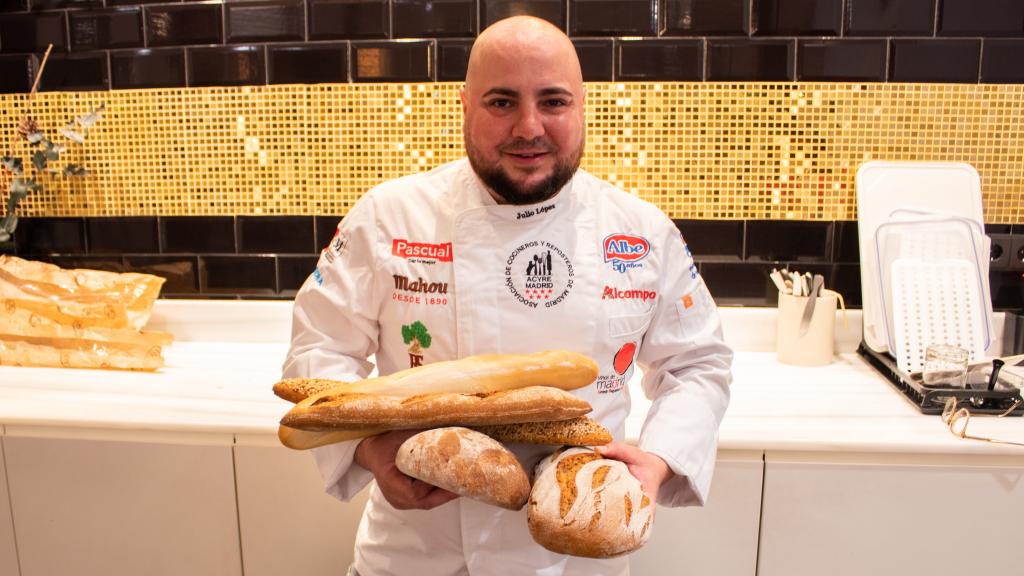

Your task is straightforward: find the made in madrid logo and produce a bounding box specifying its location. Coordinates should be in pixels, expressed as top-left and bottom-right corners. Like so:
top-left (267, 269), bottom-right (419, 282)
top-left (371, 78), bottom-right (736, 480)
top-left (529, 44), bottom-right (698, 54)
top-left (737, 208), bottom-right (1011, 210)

top-left (603, 233), bottom-right (650, 273)
top-left (504, 240), bottom-right (574, 308)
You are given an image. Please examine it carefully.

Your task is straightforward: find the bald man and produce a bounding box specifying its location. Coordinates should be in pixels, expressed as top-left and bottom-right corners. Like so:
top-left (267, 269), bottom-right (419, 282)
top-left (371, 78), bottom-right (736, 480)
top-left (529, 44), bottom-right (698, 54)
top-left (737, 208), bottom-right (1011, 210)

top-left (284, 15), bottom-right (732, 576)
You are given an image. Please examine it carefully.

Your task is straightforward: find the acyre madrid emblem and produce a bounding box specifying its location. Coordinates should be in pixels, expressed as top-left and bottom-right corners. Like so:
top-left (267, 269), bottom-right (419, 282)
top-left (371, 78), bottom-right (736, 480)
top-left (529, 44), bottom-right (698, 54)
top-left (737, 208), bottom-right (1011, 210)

top-left (505, 240), bottom-right (574, 308)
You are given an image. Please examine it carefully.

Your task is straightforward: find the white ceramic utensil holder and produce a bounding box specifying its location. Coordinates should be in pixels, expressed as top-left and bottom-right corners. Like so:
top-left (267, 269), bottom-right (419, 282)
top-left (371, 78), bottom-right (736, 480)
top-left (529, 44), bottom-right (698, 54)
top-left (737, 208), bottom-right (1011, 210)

top-left (777, 292), bottom-right (838, 366)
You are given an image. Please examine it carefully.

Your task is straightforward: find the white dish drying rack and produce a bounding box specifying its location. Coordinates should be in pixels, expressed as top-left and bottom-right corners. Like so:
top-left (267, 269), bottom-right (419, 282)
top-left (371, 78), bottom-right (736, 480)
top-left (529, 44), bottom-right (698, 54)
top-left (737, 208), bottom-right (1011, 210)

top-left (855, 161), bottom-right (1019, 415)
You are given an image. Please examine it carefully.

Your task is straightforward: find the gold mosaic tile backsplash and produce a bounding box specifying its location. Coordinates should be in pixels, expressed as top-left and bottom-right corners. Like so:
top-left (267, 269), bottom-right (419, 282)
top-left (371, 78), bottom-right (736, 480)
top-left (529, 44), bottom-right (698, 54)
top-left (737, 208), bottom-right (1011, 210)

top-left (2, 82), bottom-right (1022, 223)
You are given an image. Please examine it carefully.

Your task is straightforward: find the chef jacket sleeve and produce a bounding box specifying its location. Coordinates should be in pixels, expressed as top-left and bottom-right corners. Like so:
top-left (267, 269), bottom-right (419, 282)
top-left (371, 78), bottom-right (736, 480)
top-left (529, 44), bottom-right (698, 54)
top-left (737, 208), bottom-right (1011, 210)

top-left (635, 215), bottom-right (733, 508)
top-left (281, 193), bottom-right (382, 502)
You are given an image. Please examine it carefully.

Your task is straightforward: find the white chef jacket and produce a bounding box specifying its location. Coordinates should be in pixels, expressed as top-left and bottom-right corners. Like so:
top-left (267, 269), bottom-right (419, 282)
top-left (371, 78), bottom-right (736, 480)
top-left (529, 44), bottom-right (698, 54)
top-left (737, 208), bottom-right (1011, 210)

top-left (282, 158), bottom-right (732, 576)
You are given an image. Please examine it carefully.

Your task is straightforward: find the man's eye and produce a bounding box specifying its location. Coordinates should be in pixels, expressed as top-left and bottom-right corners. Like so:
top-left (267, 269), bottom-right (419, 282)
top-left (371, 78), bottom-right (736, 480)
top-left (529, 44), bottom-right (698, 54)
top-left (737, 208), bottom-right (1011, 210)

top-left (488, 99), bottom-right (513, 109)
top-left (544, 99), bottom-right (569, 108)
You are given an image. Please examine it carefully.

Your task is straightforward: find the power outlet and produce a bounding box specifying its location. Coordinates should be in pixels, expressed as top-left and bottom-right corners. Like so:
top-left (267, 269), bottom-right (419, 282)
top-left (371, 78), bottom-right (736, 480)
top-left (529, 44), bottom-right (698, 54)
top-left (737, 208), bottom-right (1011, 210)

top-left (989, 234), bottom-right (1012, 270)
top-left (1010, 235), bottom-right (1024, 271)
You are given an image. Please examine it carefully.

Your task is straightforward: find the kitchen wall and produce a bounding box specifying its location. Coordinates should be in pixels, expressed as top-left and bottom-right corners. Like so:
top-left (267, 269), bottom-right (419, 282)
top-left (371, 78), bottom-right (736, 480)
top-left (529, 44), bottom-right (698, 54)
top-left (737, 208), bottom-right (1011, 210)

top-left (0, 0), bottom-right (1022, 308)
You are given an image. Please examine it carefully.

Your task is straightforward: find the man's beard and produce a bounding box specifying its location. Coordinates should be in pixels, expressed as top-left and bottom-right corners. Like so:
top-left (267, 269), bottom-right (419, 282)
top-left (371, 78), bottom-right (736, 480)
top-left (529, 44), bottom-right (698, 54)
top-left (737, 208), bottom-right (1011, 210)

top-left (466, 138), bottom-right (583, 206)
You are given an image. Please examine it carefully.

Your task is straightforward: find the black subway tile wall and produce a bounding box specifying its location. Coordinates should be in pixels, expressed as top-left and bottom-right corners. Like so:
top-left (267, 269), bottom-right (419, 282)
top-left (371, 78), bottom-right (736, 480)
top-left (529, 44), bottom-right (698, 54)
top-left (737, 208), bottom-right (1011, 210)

top-left (110, 48), bottom-right (186, 89)
top-left (309, 0), bottom-right (389, 40)
top-left (226, 0), bottom-right (305, 44)
top-left (144, 4), bottom-right (223, 47)
top-left (188, 45), bottom-right (267, 87)
top-left (938, 0), bottom-right (1024, 37)
top-left (392, 0), bottom-right (476, 38)
top-left (86, 216), bottom-right (159, 255)
top-left (37, 52), bottom-right (109, 91)
top-left (663, 0), bottom-right (749, 35)
top-left (707, 40), bottom-right (794, 81)
top-left (0, 11), bottom-right (66, 52)
top-left (981, 40), bottom-right (1024, 84)
top-left (236, 216), bottom-right (315, 255)
top-left (752, 0), bottom-right (842, 36)
top-left (845, 0), bottom-right (934, 36)
top-left (3, 1), bottom-right (1023, 308)
top-left (0, 54), bottom-right (32, 92)
top-left (200, 255), bottom-right (277, 295)
top-left (160, 216), bottom-right (236, 254)
top-left (617, 39), bottom-right (702, 81)
top-left (0, 0), bottom-right (1019, 84)
top-left (69, 7), bottom-right (143, 51)
top-left (352, 41), bottom-right (432, 82)
top-left (436, 39), bottom-right (473, 81)
top-left (268, 44), bottom-right (348, 84)
top-left (573, 39), bottom-right (613, 81)
top-left (570, 0), bottom-right (656, 37)
top-left (797, 40), bottom-right (887, 82)
top-left (890, 39), bottom-right (981, 83)
top-left (482, 0), bottom-right (564, 29)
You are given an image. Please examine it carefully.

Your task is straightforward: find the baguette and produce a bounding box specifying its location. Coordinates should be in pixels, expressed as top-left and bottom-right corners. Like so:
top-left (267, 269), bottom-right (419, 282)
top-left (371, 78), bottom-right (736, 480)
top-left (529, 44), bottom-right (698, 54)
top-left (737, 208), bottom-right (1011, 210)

top-left (281, 386), bottom-right (591, 432)
top-left (396, 427), bottom-right (530, 510)
top-left (272, 350), bottom-right (598, 403)
top-left (472, 417), bottom-right (612, 446)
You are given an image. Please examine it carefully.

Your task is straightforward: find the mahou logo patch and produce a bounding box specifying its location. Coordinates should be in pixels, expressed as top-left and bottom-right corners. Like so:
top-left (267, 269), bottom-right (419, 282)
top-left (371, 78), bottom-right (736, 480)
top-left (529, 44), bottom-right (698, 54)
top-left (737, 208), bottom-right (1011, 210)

top-left (603, 233), bottom-right (650, 273)
top-left (392, 239), bottom-right (453, 263)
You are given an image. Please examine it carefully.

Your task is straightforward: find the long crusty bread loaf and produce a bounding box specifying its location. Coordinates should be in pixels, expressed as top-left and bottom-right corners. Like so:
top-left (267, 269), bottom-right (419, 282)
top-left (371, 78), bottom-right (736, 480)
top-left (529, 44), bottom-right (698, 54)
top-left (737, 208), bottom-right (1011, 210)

top-left (396, 427), bottom-right (530, 510)
top-left (281, 386), bottom-right (591, 432)
top-left (528, 447), bottom-right (654, 558)
top-left (272, 350), bottom-right (598, 403)
top-left (472, 417), bottom-right (612, 446)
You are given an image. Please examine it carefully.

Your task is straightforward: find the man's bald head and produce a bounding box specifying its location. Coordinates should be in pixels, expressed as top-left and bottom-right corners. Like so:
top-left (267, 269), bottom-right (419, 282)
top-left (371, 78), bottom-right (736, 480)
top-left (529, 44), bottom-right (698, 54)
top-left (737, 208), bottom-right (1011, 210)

top-left (460, 16), bottom-right (586, 205)
top-left (465, 16), bottom-right (582, 94)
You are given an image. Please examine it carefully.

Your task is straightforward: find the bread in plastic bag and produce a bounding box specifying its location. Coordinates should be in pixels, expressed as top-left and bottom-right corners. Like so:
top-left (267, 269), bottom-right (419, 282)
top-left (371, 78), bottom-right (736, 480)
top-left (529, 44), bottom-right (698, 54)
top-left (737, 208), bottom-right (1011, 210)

top-left (0, 255), bottom-right (171, 371)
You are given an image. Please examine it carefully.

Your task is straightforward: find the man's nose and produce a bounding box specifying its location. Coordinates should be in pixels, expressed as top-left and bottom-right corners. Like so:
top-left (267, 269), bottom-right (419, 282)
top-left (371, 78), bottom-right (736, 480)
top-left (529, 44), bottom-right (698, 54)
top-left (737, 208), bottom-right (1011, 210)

top-left (511, 104), bottom-right (544, 140)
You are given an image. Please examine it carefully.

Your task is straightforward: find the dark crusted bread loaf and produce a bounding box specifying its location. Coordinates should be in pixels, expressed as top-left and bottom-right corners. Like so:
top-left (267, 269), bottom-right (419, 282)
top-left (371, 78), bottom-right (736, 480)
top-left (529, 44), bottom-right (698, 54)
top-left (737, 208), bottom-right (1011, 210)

top-left (396, 427), bottom-right (530, 510)
top-left (472, 417), bottom-right (612, 446)
top-left (527, 447), bottom-right (654, 558)
top-left (280, 385), bottom-right (591, 432)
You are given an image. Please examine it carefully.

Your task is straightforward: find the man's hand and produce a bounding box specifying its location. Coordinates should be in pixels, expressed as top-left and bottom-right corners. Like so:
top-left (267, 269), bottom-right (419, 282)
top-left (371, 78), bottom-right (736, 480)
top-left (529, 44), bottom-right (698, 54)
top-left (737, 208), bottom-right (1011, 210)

top-left (354, 430), bottom-right (459, 510)
top-left (596, 442), bottom-right (673, 502)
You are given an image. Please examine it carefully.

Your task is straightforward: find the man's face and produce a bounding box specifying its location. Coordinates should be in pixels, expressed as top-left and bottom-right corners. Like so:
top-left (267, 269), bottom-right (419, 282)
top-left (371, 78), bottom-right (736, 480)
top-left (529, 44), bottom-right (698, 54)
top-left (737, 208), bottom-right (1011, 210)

top-left (461, 44), bottom-right (585, 205)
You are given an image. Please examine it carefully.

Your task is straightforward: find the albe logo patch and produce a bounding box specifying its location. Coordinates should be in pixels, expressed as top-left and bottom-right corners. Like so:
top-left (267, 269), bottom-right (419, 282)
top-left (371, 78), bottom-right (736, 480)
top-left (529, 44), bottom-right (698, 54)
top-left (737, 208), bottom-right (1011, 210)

top-left (603, 233), bottom-right (650, 273)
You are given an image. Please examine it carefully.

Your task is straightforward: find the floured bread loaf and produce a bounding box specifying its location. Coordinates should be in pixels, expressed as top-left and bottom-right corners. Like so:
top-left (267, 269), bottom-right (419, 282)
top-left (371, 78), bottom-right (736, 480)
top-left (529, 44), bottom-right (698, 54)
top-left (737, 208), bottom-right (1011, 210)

top-left (527, 447), bottom-right (654, 558)
top-left (396, 427), bottom-right (530, 510)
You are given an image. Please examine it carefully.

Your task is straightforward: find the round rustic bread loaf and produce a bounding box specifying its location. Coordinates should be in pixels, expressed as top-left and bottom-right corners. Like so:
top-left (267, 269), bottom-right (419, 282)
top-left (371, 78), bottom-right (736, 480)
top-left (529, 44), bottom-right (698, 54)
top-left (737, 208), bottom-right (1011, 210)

top-left (527, 447), bottom-right (654, 558)
top-left (396, 427), bottom-right (530, 510)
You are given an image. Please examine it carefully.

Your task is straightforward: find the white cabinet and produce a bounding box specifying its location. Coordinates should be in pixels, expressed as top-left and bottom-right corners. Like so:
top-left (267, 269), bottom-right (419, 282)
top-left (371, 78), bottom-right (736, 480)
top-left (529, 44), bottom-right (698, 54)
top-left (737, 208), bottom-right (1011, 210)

top-left (630, 450), bottom-right (763, 576)
top-left (0, 435), bottom-right (19, 576)
top-left (4, 431), bottom-right (241, 576)
top-left (234, 440), bottom-right (370, 576)
top-left (758, 451), bottom-right (1024, 576)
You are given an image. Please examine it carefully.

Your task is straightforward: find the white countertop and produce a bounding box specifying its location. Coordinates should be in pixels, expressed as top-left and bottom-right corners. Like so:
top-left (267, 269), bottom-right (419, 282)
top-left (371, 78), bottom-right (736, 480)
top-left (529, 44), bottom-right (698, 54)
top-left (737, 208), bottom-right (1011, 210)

top-left (2, 300), bottom-right (1022, 457)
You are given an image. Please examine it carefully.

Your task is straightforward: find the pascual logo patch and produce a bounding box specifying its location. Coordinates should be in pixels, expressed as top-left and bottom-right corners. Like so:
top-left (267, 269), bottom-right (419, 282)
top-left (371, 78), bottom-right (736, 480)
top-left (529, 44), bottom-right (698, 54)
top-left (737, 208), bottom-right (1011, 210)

top-left (392, 274), bottom-right (448, 306)
top-left (392, 239), bottom-right (452, 263)
top-left (504, 240), bottom-right (574, 309)
top-left (603, 233), bottom-right (650, 273)
top-left (602, 286), bottom-right (656, 301)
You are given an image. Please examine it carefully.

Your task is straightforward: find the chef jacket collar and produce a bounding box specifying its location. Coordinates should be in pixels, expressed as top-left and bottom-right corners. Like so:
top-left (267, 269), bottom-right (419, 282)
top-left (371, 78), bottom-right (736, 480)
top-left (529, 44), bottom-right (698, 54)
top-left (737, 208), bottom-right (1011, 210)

top-left (454, 158), bottom-right (574, 222)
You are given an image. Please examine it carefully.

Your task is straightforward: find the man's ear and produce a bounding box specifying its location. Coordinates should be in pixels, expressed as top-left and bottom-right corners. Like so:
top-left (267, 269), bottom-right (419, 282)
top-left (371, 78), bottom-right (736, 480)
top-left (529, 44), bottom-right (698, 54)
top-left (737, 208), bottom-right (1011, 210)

top-left (459, 86), bottom-right (467, 115)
